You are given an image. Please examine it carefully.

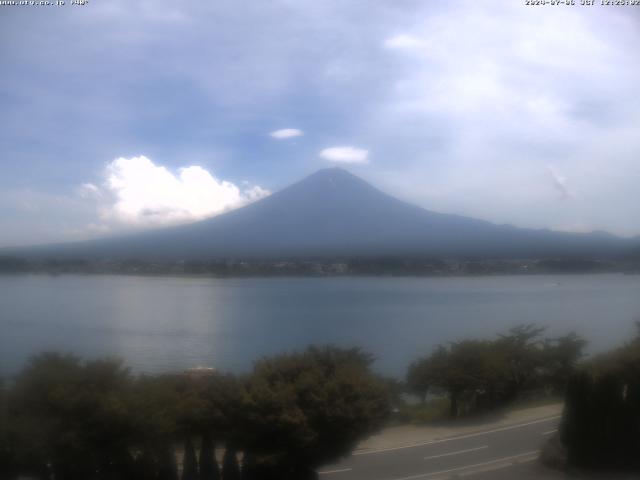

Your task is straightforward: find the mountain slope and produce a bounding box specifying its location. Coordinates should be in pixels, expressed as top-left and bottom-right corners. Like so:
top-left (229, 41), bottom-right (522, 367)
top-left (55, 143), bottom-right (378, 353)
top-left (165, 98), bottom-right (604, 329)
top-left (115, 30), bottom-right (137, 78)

top-left (7, 168), bottom-right (636, 259)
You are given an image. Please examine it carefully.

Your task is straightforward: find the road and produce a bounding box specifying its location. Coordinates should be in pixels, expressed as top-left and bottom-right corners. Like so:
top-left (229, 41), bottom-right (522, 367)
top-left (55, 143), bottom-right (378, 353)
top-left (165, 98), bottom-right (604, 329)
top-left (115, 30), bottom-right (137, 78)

top-left (317, 415), bottom-right (561, 480)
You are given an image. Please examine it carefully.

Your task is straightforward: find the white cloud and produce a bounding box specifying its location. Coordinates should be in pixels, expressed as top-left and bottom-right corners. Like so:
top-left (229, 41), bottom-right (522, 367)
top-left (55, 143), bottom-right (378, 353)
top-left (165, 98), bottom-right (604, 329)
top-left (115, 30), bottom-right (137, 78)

top-left (270, 128), bottom-right (303, 139)
top-left (384, 34), bottom-right (425, 49)
top-left (88, 156), bottom-right (269, 228)
top-left (319, 146), bottom-right (369, 164)
top-left (243, 185), bottom-right (271, 202)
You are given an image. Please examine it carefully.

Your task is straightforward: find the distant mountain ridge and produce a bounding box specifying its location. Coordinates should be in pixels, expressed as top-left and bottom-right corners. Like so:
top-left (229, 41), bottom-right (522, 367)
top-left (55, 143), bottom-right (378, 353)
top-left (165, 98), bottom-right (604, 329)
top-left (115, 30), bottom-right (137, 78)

top-left (4, 168), bottom-right (638, 260)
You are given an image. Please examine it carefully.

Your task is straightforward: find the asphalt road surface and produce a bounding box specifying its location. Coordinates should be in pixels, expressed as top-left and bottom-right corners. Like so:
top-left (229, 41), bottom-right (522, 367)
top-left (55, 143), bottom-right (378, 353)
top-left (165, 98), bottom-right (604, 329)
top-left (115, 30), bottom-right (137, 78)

top-left (317, 415), bottom-right (562, 480)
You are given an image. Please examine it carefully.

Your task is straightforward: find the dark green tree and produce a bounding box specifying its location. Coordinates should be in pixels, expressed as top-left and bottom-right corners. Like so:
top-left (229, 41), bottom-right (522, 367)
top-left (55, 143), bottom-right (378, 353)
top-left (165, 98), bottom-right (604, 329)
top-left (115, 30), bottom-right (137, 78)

top-left (182, 436), bottom-right (198, 480)
top-left (198, 432), bottom-right (220, 480)
top-left (222, 446), bottom-right (241, 480)
top-left (495, 324), bottom-right (546, 399)
top-left (406, 357), bottom-right (434, 403)
top-left (417, 341), bottom-right (507, 417)
top-left (240, 346), bottom-right (390, 478)
top-left (8, 353), bottom-right (135, 480)
top-left (541, 332), bottom-right (586, 394)
top-left (132, 449), bottom-right (157, 480)
top-left (157, 444), bottom-right (179, 480)
top-left (240, 451), bottom-right (258, 480)
top-left (408, 325), bottom-right (586, 419)
top-left (0, 377), bottom-right (16, 479)
top-left (129, 374), bottom-right (182, 480)
top-left (561, 324), bottom-right (640, 470)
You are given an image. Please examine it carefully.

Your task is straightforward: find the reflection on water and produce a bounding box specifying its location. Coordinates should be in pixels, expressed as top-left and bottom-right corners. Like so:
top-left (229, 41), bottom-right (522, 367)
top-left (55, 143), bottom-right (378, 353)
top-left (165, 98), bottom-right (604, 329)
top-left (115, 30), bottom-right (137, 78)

top-left (1, 273), bottom-right (639, 377)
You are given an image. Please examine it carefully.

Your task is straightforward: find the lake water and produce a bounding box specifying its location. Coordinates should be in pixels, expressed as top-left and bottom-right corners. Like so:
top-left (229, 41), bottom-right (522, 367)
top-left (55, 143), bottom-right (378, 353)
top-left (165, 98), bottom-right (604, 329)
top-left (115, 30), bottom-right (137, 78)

top-left (1, 274), bottom-right (639, 378)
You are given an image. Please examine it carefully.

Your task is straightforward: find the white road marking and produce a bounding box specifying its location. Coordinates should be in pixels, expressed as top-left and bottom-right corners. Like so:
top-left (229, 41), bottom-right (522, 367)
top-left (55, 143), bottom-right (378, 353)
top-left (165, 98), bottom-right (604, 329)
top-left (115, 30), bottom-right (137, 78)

top-left (390, 450), bottom-right (540, 480)
top-left (318, 468), bottom-right (353, 475)
top-left (457, 453), bottom-right (538, 477)
top-left (542, 429), bottom-right (558, 435)
top-left (352, 440), bottom-right (436, 456)
top-left (353, 415), bottom-right (560, 456)
top-left (424, 445), bottom-right (488, 460)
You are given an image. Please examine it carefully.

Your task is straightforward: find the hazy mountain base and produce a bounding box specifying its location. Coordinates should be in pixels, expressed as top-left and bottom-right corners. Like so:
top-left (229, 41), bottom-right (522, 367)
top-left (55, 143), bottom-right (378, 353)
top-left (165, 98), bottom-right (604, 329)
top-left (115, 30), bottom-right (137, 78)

top-left (2, 256), bottom-right (640, 277)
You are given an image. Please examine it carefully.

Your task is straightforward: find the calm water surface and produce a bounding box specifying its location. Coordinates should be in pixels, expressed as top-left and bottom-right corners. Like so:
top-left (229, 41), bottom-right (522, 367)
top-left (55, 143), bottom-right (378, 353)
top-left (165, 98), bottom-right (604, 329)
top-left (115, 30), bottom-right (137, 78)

top-left (1, 274), bottom-right (639, 377)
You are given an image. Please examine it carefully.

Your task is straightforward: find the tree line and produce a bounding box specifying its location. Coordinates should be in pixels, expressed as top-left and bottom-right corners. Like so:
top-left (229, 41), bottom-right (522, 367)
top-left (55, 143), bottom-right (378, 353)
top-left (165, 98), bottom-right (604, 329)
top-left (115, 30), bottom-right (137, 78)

top-left (0, 324), bottom-right (601, 479)
top-left (405, 325), bottom-right (586, 417)
top-left (0, 347), bottom-right (390, 480)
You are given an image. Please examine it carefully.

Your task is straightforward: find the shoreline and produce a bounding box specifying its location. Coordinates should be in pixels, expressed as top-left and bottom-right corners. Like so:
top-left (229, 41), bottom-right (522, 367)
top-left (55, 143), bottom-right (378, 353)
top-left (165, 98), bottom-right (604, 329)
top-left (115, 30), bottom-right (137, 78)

top-left (1, 270), bottom-right (638, 280)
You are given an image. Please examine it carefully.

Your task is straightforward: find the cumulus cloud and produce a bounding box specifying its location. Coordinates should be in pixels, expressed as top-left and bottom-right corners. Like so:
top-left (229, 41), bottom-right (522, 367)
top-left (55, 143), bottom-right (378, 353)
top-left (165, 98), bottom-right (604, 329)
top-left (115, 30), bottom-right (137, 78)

top-left (243, 185), bottom-right (271, 202)
top-left (87, 156), bottom-right (269, 228)
top-left (270, 128), bottom-right (303, 139)
top-left (319, 146), bottom-right (369, 164)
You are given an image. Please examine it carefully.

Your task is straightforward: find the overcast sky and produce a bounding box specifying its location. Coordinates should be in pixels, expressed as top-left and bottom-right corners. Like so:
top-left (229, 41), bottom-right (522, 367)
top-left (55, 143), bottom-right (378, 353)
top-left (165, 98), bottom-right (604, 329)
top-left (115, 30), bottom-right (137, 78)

top-left (1, 0), bottom-right (639, 247)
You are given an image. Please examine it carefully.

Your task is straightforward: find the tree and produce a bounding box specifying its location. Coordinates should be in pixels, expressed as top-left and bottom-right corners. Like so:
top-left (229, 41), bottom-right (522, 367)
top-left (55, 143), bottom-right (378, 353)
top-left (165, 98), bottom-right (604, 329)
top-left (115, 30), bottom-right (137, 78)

top-left (129, 374), bottom-right (183, 480)
top-left (222, 446), bottom-right (241, 480)
top-left (240, 346), bottom-right (390, 478)
top-left (199, 373), bottom-right (245, 445)
top-left (541, 332), bottom-right (586, 394)
top-left (561, 370), bottom-right (594, 466)
top-left (198, 432), bottom-right (220, 480)
top-left (182, 436), bottom-right (198, 480)
top-left (411, 341), bottom-right (508, 417)
top-left (8, 352), bottom-right (135, 480)
top-left (561, 325), bottom-right (640, 470)
top-left (406, 325), bottom-right (583, 419)
top-left (0, 377), bottom-right (16, 479)
top-left (156, 444), bottom-right (179, 480)
top-left (406, 357), bottom-right (433, 403)
top-left (441, 340), bottom-right (504, 417)
top-left (495, 324), bottom-right (546, 400)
